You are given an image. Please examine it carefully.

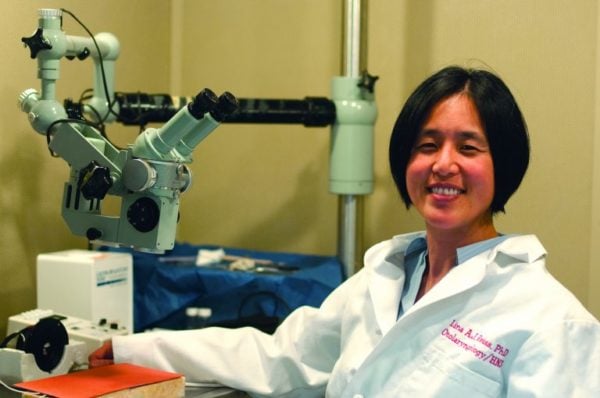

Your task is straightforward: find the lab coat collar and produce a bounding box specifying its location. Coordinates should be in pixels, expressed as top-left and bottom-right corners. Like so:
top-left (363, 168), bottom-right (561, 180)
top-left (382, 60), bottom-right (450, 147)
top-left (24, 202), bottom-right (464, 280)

top-left (365, 233), bottom-right (546, 335)
top-left (411, 234), bottom-right (547, 314)
top-left (490, 234), bottom-right (546, 264)
top-left (364, 232), bottom-right (425, 335)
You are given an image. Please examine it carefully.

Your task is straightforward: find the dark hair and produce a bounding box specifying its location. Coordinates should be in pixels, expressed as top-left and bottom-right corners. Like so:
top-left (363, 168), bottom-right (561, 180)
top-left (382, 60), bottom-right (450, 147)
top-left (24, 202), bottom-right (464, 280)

top-left (389, 66), bottom-right (530, 214)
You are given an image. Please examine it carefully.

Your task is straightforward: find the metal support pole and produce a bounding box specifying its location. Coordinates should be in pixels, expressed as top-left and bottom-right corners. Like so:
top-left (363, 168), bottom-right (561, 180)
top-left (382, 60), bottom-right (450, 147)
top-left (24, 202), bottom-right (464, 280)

top-left (337, 0), bottom-right (369, 277)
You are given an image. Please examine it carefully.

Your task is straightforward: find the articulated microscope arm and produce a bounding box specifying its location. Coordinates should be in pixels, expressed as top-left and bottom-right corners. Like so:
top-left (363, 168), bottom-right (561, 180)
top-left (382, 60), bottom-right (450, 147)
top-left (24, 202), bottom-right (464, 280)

top-left (20, 8), bottom-right (377, 257)
top-left (19, 9), bottom-right (238, 253)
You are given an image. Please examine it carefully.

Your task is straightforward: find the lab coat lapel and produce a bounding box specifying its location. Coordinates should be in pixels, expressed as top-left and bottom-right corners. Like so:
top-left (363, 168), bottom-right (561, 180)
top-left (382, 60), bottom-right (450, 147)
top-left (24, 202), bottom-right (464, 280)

top-left (403, 234), bottom-right (546, 317)
top-left (367, 265), bottom-right (405, 335)
top-left (365, 233), bottom-right (423, 335)
top-left (347, 249), bottom-right (492, 395)
top-left (402, 251), bottom-right (488, 317)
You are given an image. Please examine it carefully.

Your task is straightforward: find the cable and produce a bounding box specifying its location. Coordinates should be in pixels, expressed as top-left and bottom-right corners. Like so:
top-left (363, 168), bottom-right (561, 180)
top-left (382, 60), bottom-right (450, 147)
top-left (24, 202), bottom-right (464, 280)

top-left (54, 10), bottom-right (151, 146)
top-left (79, 88), bottom-right (94, 102)
top-left (60, 9), bottom-right (118, 124)
top-left (83, 104), bottom-right (106, 133)
top-left (0, 331), bottom-right (23, 348)
top-left (58, 9), bottom-right (134, 150)
top-left (0, 378), bottom-right (49, 397)
top-left (44, 118), bottom-right (107, 157)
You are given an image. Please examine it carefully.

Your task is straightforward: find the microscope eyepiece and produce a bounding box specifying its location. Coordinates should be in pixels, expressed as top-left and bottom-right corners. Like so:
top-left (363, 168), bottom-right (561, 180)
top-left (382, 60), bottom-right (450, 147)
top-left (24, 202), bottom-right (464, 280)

top-left (211, 92), bottom-right (239, 122)
top-left (188, 88), bottom-right (218, 119)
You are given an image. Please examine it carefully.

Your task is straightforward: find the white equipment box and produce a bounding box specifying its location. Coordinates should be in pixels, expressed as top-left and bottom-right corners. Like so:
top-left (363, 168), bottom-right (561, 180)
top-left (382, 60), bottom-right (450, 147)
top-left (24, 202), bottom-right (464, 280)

top-left (37, 250), bottom-right (133, 332)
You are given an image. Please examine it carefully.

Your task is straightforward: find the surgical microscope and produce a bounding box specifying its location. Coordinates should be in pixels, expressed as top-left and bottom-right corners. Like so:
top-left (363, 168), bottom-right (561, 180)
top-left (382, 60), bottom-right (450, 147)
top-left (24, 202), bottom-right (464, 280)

top-left (19, 8), bottom-right (377, 258)
top-left (19, 8), bottom-right (239, 253)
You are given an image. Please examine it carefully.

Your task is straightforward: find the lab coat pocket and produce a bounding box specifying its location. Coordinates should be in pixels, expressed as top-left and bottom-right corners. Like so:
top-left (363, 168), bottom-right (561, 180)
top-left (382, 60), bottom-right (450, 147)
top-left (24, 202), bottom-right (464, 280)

top-left (383, 346), bottom-right (502, 397)
top-left (376, 347), bottom-right (502, 398)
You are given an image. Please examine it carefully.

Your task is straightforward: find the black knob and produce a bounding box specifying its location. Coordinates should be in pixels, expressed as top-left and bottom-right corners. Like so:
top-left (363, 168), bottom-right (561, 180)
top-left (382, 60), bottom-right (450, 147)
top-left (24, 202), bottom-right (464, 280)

top-left (79, 162), bottom-right (113, 200)
top-left (86, 228), bottom-right (102, 241)
top-left (127, 197), bottom-right (160, 233)
top-left (66, 48), bottom-right (90, 61)
top-left (76, 47), bottom-right (91, 60)
top-left (358, 71), bottom-right (379, 93)
top-left (21, 28), bottom-right (52, 59)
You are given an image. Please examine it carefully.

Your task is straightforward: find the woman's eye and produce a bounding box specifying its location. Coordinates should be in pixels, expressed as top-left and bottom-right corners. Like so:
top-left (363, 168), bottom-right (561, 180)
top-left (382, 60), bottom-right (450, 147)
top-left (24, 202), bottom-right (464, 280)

top-left (460, 144), bottom-right (481, 153)
top-left (416, 142), bottom-right (437, 152)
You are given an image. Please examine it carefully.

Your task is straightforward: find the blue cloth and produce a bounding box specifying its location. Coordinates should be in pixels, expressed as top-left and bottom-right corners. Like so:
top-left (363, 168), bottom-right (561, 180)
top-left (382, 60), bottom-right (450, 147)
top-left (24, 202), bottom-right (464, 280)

top-left (102, 243), bottom-right (343, 332)
top-left (398, 234), bottom-right (512, 318)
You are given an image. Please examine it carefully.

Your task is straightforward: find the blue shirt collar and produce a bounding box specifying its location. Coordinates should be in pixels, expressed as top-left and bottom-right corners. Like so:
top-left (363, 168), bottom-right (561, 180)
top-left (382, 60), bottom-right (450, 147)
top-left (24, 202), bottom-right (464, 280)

top-left (404, 233), bottom-right (513, 267)
top-left (397, 233), bottom-right (513, 319)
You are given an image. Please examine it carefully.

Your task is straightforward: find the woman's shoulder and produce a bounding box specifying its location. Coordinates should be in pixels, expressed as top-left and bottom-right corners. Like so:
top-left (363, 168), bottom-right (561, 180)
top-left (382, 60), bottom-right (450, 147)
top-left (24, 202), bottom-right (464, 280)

top-left (490, 235), bottom-right (597, 325)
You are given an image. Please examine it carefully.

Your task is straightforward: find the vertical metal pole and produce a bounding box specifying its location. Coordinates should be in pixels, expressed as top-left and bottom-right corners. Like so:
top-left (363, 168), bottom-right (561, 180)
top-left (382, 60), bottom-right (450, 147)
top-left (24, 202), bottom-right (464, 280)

top-left (342, 0), bottom-right (367, 78)
top-left (338, 0), bottom-right (368, 277)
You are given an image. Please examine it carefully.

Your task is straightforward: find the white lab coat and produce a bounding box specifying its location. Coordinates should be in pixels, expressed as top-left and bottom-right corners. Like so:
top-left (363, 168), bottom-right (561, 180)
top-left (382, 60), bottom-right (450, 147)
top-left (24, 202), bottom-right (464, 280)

top-left (113, 233), bottom-right (600, 397)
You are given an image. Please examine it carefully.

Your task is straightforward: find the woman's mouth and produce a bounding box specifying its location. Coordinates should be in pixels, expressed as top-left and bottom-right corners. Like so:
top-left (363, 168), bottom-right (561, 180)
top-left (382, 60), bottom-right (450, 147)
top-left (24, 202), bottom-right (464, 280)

top-left (428, 186), bottom-right (465, 196)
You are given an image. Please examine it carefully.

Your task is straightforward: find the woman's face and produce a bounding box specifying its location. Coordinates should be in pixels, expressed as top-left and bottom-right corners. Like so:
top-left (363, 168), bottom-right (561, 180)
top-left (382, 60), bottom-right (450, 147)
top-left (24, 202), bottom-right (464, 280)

top-left (406, 93), bottom-right (495, 236)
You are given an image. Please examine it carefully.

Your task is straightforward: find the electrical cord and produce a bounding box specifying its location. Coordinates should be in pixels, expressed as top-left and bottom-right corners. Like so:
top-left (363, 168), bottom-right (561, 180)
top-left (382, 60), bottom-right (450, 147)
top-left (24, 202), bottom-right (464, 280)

top-left (53, 9), bottom-right (164, 142)
top-left (0, 337), bottom-right (49, 396)
top-left (57, 8), bottom-right (129, 151)
top-left (74, 88), bottom-right (107, 133)
top-left (60, 8), bottom-right (118, 124)
top-left (0, 318), bottom-right (68, 396)
top-left (45, 118), bottom-right (106, 157)
top-left (0, 378), bottom-right (49, 397)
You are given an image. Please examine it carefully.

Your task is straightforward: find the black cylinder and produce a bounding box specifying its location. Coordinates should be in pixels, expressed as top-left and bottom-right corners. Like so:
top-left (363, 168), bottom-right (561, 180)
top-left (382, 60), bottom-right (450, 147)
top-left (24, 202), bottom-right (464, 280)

top-left (224, 97), bottom-right (336, 126)
top-left (114, 92), bottom-right (336, 127)
top-left (116, 93), bottom-right (191, 126)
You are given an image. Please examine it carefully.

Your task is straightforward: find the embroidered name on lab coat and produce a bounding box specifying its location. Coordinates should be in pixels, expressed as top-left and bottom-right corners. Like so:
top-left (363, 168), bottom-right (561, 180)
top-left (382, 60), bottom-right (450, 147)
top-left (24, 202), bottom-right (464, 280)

top-left (441, 319), bottom-right (510, 368)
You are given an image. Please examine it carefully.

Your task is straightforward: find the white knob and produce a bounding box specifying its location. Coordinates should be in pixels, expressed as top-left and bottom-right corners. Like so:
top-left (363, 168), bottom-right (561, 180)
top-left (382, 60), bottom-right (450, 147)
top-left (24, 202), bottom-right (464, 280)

top-left (38, 8), bottom-right (62, 18)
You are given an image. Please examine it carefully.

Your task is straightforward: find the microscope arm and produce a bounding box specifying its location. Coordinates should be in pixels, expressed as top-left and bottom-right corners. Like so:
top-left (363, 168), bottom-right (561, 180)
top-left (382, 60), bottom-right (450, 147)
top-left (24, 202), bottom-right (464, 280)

top-left (22, 9), bottom-right (120, 127)
top-left (109, 70), bottom-right (378, 196)
top-left (20, 8), bottom-right (376, 254)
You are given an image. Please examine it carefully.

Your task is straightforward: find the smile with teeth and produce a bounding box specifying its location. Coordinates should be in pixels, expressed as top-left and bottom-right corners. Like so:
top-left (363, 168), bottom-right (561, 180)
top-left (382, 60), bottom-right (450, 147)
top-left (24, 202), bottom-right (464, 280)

top-left (428, 186), bottom-right (465, 196)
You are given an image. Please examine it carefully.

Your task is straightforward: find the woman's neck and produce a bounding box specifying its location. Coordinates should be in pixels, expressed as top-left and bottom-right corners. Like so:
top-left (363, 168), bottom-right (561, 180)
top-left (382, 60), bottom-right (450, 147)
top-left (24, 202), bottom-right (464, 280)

top-left (416, 221), bottom-right (497, 300)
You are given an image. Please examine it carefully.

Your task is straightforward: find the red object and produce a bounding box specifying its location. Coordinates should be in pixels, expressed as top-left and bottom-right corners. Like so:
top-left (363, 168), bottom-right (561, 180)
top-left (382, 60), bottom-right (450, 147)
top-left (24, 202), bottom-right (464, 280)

top-left (15, 363), bottom-right (183, 398)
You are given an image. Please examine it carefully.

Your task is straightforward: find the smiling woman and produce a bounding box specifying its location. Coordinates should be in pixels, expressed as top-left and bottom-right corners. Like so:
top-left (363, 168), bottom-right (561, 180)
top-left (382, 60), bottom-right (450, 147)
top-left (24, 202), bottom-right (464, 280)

top-left (390, 67), bottom-right (530, 216)
top-left (405, 93), bottom-right (498, 296)
top-left (407, 95), bottom-right (496, 240)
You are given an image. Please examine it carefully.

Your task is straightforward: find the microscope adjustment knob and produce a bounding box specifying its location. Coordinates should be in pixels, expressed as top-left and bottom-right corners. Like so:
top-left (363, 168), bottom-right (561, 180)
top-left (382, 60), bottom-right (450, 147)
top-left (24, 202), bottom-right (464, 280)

top-left (79, 162), bottom-right (113, 200)
top-left (123, 159), bottom-right (157, 192)
top-left (127, 197), bottom-right (160, 233)
top-left (86, 228), bottom-right (103, 241)
top-left (18, 89), bottom-right (39, 112)
top-left (21, 28), bottom-right (52, 59)
top-left (358, 71), bottom-right (379, 93)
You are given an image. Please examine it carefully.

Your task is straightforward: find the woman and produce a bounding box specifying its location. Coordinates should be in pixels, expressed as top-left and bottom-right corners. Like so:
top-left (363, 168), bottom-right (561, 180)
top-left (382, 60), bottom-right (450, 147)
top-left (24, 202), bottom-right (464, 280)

top-left (90, 66), bottom-right (600, 397)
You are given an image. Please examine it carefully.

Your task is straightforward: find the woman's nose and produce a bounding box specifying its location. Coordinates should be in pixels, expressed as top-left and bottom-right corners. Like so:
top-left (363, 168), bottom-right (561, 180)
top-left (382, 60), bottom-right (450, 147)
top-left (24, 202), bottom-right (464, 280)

top-left (431, 146), bottom-right (459, 176)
